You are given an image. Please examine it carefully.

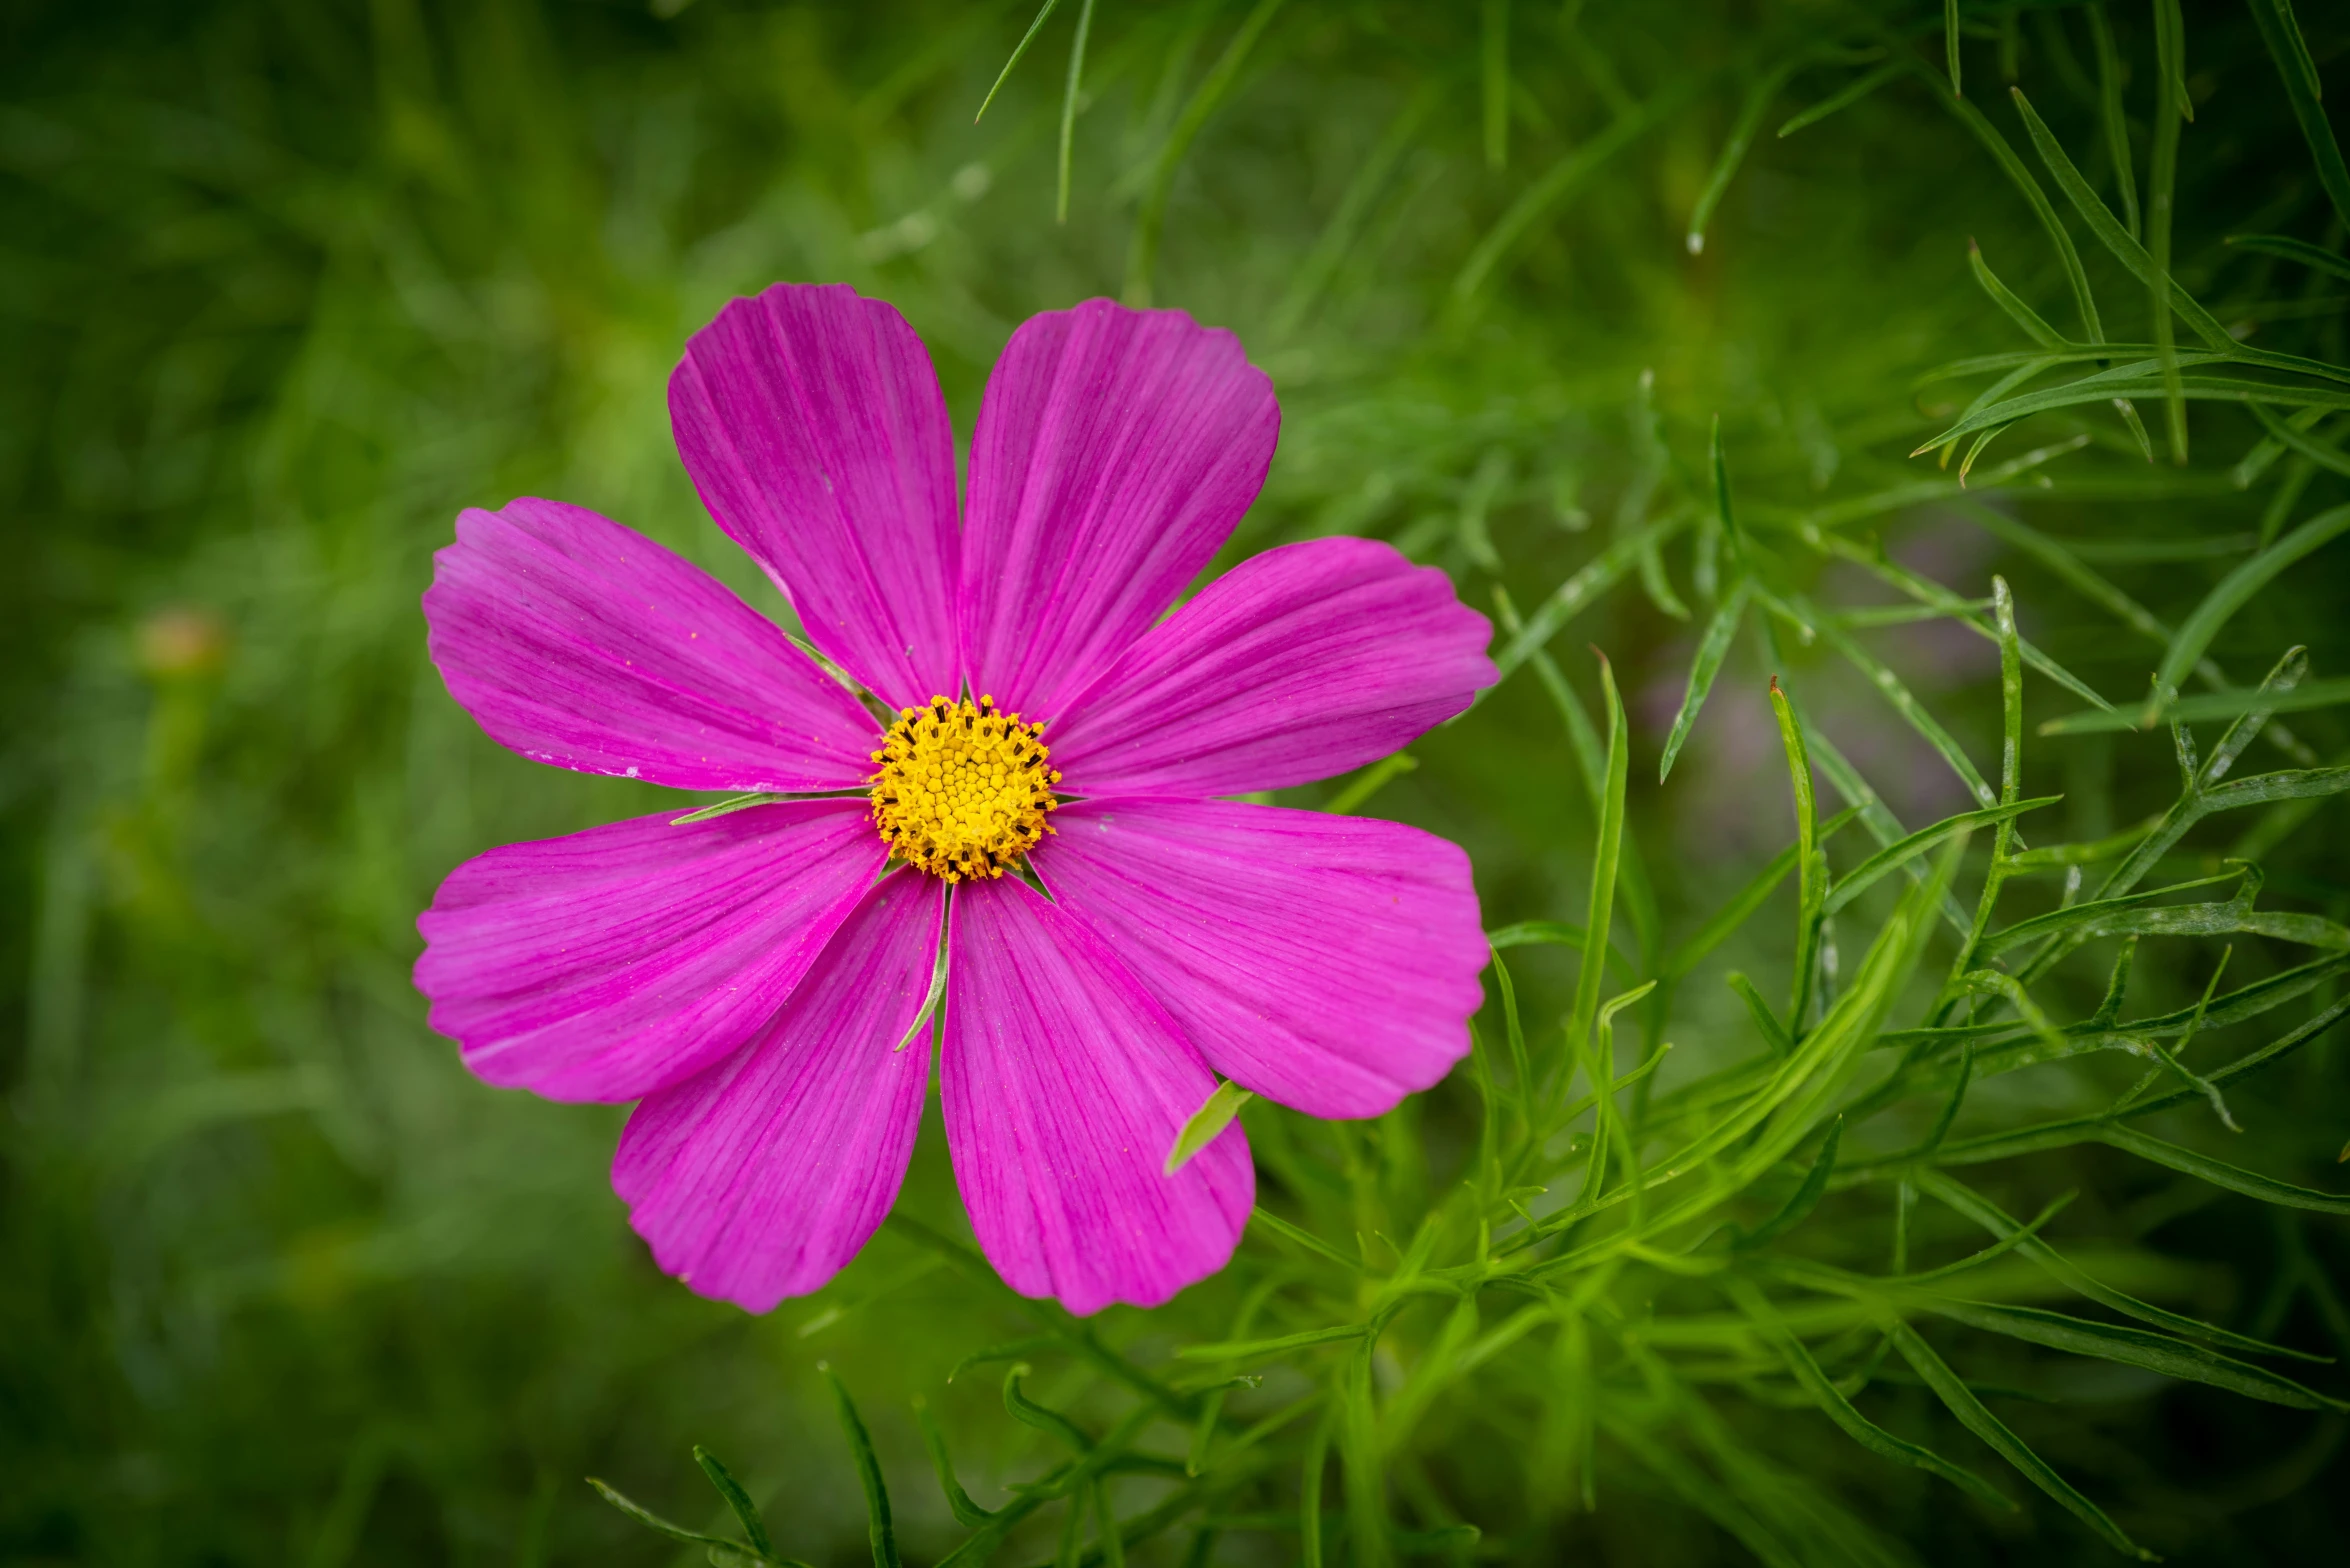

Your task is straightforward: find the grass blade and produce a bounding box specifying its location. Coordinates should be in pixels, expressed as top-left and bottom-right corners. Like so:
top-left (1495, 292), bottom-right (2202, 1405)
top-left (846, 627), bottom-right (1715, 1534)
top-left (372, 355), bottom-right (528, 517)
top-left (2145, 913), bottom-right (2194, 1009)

top-left (2044, 677), bottom-right (2350, 734)
top-left (695, 1448), bottom-right (778, 1561)
top-left (1783, 590), bottom-right (1994, 807)
top-left (1709, 412), bottom-right (1749, 569)
top-left (1124, 0), bottom-right (1288, 306)
top-left (1300, 1407), bottom-right (1333, 1568)
top-left (2152, 0), bottom-right (2192, 122)
top-left (1662, 806), bottom-right (1860, 979)
top-left (1603, 1415), bottom-right (1801, 1568)
top-left (1915, 1169), bottom-right (2321, 1360)
top-left (1914, 1040), bottom-right (1975, 1158)
top-left (2147, 1), bottom-right (2188, 462)
top-left (2099, 1125), bottom-right (2350, 1214)
top-left (1727, 971), bottom-right (1794, 1056)
top-left (1916, 60), bottom-right (2104, 345)
top-left (1973, 868), bottom-right (2243, 956)
top-left (1966, 238), bottom-right (2067, 348)
top-left (2227, 232), bottom-right (2350, 284)
top-left (1812, 534), bottom-right (2113, 711)
top-left (1919, 371), bottom-right (2350, 449)
top-left (1002, 1364), bottom-right (1092, 1455)
top-left (1688, 54), bottom-right (1803, 255)
top-left (1567, 652), bottom-right (1630, 1078)
top-left (1996, 574), bottom-right (2023, 813)
top-left (1248, 1206), bottom-right (1365, 1274)
top-left (1178, 1322), bottom-right (1369, 1363)
top-left (1777, 60), bottom-right (1901, 139)
top-left (1451, 74), bottom-right (1701, 307)
top-left (1481, 0), bottom-right (1509, 171)
top-left (1271, 84), bottom-right (1439, 336)
top-left (1733, 1116), bottom-right (1841, 1248)
top-left (2203, 764), bottom-right (2350, 813)
top-left (1825, 797), bottom-right (2058, 916)
top-left (1924, 1300), bottom-right (2348, 1412)
top-left (2250, 402), bottom-right (2350, 480)
top-left (1767, 677), bottom-right (1818, 1030)
top-left (1491, 945), bottom-right (1532, 1105)
top-left (1488, 917), bottom-right (1590, 951)
top-left (1563, 837), bottom-right (1961, 1252)
top-left (2154, 504), bottom-right (2350, 703)
top-left (914, 1399), bottom-right (998, 1527)
top-left (2249, 0), bottom-right (2350, 232)
top-left (1726, 1280), bottom-right (2012, 1508)
top-left (587, 1478), bottom-right (764, 1557)
top-left (2007, 87), bottom-right (2232, 351)
top-left (1339, 1328), bottom-right (1389, 1568)
top-left (976, 0), bottom-right (1063, 123)
top-left (2085, 1), bottom-right (2139, 238)
top-left (1494, 514), bottom-right (1691, 678)
top-left (823, 1365), bottom-right (903, 1568)
top-left (1054, 0), bottom-right (1097, 223)
top-left (1660, 579), bottom-right (1751, 783)
top-left (1881, 1319), bottom-right (2153, 1559)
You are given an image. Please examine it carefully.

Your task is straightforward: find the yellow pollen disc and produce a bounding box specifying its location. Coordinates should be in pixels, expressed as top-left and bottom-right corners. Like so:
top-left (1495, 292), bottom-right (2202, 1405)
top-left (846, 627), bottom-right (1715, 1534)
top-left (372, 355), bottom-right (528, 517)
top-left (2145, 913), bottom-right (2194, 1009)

top-left (867, 694), bottom-right (1060, 883)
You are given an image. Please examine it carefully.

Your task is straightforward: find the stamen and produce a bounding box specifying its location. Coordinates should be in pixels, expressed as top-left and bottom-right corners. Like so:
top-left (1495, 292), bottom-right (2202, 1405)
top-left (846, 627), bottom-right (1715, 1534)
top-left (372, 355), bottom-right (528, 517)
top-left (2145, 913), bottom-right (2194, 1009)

top-left (867, 694), bottom-right (1060, 882)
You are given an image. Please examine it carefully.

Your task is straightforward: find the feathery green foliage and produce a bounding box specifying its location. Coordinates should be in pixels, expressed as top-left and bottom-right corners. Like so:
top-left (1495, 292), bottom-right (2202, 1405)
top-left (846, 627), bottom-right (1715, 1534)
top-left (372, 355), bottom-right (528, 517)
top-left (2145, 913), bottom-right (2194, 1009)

top-left (6, 2), bottom-right (2350, 1565)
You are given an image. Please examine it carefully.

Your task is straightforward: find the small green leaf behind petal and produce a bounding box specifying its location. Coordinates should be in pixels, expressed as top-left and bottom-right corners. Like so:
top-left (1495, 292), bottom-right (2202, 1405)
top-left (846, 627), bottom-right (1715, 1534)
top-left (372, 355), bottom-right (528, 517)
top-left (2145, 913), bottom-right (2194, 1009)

top-left (1166, 1080), bottom-right (1254, 1175)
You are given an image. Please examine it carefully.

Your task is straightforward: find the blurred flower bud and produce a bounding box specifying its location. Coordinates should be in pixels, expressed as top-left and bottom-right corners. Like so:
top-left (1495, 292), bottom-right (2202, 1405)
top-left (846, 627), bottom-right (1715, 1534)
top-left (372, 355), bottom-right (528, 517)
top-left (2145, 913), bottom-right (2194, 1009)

top-left (136, 606), bottom-right (229, 678)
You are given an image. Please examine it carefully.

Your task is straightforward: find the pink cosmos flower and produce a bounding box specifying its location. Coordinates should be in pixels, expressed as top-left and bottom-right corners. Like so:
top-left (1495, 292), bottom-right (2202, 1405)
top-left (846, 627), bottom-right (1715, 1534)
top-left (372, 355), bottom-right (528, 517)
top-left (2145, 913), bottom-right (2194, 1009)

top-left (415, 285), bottom-right (1495, 1315)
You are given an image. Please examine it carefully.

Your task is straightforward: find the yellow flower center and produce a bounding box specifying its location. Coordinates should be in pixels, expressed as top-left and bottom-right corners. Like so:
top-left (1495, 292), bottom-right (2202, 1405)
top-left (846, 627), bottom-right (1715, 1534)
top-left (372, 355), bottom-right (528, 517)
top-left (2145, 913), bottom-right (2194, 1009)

top-left (868, 695), bottom-right (1060, 882)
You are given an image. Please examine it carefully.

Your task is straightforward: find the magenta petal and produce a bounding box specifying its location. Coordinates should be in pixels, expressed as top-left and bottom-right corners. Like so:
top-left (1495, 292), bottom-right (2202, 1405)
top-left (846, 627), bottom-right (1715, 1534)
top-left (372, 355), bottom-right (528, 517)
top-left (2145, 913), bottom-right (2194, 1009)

top-left (942, 876), bottom-right (1253, 1315)
top-left (425, 498), bottom-right (880, 791)
top-left (613, 870), bottom-right (941, 1312)
top-left (1035, 801), bottom-right (1484, 1119)
top-left (416, 801), bottom-right (883, 1103)
top-left (960, 299), bottom-right (1278, 720)
top-left (1048, 537), bottom-right (1497, 797)
top-left (671, 284), bottom-right (961, 708)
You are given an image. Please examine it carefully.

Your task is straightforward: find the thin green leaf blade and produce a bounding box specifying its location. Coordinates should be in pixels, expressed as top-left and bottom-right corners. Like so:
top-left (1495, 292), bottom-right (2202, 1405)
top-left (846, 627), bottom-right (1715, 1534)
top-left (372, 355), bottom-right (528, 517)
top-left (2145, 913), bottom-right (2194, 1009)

top-left (2100, 1125), bottom-right (2350, 1214)
top-left (913, 1399), bottom-right (998, 1528)
top-left (1925, 1300), bottom-right (2348, 1413)
top-left (586, 1479), bottom-right (751, 1556)
top-left (694, 1449), bottom-right (778, 1561)
top-left (2007, 86), bottom-right (2232, 351)
top-left (2249, 0), bottom-right (2350, 231)
top-left (1659, 579), bottom-right (1751, 783)
top-left (2044, 676), bottom-right (2350, 734)
top-left (1883, 1319), bottom-right (2153, 1559)
top-left (1165, 1080), bottom-right (1254, 1175)
top-left (1768, 675), bottom-right (1819, 1028)
top-left (1778, 61), bottom-right (1902, 139)
top-left (2086, 1), bottom-right (2140, 238)
top-left (1688, 55), bottom-right (1802, 255)
top-left (2155, 505), bottom-right (2350, 701)
top-left (1727, 1280), bottom-right (2013, 1509)
top-left (1825, 797), bottom-right (2059, 915)
top-left (1734, 1116), bottom-right (1841, 1248)
top-left (1054, 0), bottom-right (1097, 224)
top-left (1568, 651), bottom-right (1630, 1071)
top-left (1967, 238), bottom-right (2067, 348)
top-left (975, 1), bottom-right (1063, 123)
top-left (671, 793), bottom-right (788, 826)
top-left (822, 1364), bottom-right (903, 1568)
top-left (2227, 232), bottom-right (2350, 284)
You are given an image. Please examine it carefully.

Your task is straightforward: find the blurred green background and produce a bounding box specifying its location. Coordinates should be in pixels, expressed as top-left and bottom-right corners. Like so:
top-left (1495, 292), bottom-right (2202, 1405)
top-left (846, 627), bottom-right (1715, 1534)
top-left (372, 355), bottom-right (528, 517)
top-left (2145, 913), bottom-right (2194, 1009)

top-left (5, 1), bottom-right (2348, 1563)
